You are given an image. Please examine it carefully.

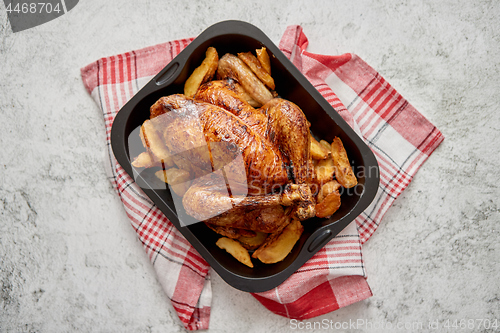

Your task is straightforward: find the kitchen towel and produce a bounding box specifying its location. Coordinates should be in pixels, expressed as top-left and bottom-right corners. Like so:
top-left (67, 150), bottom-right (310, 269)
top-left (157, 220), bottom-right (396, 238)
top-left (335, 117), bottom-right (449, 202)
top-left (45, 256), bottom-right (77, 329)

top-left (80, 24), bottom-right (444, 330)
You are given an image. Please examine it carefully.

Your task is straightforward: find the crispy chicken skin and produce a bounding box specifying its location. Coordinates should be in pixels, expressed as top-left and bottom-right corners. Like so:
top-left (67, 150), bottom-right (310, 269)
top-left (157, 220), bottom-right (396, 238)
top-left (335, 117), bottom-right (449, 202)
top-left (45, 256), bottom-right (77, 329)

top-left (259, 98), bottom-right (316, 220)
top-left (259, 98), bottom-right (312, 185)
top-left (208, 206), bottom-right (289, 234)
top-left (196, 81), bottom-right (315, 220)
top-left (195, 79), bottom-right (268, 136)
top-left (195, 80), bottom-right (312, 184)
top-left (149, 84), bottom-right (316, 225)
top-left (150, 94), bottom-right (290, 194)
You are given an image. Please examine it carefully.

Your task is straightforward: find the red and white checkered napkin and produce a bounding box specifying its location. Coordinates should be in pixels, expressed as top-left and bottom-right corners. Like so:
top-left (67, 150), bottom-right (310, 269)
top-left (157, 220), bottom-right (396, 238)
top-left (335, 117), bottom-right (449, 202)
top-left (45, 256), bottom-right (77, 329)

top-left (80, 25), bottom-right (444, 330)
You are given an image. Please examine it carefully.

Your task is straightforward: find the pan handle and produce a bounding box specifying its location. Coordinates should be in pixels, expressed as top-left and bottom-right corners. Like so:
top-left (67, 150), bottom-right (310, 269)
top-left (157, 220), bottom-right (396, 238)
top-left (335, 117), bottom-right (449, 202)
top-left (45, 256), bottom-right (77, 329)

top-left (155, 61), bottom-right (180, 86)
top-left (305, 228), bottom-right (333, 253)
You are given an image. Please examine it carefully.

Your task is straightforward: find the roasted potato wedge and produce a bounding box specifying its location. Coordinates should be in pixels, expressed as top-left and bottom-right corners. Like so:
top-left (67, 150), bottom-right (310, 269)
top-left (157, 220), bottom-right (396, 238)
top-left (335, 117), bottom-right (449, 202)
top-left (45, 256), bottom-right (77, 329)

top-left (331, 137), bottom-right (358, 188)
top-left (256, 47), bottom-right (271, 74)
top-left (184, 47), bottom-right (219, 97)
top-left (315, 190), bottom-right (341, 218)
top-left (317, 180), bottom-right (342, 203)
top-left (230, 80), bottom-right (261, 107)
top-left (154, 169), bottom-right (168, 182)
top-left (238, 231), bottom-right (268, 250)
top-left (155, 168), bottom-right (192, 197)
top-left (218, 53), bottom-right (273, 106)
top-left (237, 51), bottom-right (275, 90)
top-left (141, 120), bottom-right (174, 167)
top-left (216, 237), bottom-right (254, 268)
top-left (252, 218), bottom-right (303, 264)
top-left (320, 140), bottom-right (331, 151)
top-left (315, 157), bottom-right (336, 184)
top-left (310, 135), bottom-right (330, 160)
top-left (131, 151), bottom-right (160, 168)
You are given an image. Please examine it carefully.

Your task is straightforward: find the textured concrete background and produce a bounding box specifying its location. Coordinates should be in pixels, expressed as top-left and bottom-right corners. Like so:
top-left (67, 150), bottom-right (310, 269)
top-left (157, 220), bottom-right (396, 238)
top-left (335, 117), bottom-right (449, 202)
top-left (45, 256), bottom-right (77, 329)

top-left (1, 0), bottom-right (499, 332)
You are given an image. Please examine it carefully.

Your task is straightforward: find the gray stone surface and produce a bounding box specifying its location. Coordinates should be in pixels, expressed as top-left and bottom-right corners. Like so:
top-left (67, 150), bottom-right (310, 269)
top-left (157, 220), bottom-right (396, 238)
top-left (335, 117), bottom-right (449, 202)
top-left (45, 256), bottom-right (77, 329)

top-left (1, 0), bottom-right (498, 332)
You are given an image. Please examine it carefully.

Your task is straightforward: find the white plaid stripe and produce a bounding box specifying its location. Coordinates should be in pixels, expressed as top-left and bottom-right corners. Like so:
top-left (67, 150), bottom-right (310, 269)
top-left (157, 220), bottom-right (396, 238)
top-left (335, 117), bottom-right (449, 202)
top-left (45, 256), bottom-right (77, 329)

top-left (83, 38), bottom-right (212, 330)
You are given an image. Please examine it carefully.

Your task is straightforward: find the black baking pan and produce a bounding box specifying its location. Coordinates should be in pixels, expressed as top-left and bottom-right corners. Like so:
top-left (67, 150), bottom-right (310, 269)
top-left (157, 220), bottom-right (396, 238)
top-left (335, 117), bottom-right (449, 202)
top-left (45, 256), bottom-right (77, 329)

top-left (111, 20), bottom-right (379, 293)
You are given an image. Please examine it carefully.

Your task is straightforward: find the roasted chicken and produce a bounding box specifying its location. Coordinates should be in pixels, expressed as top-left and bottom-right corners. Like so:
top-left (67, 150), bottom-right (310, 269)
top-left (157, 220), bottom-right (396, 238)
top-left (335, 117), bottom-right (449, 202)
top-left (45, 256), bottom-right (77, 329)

top-left (149, 88), bottom-right (315, 226)
top-left (131, 47), bottom-right (359, 266)
top-left (139, 47), bottom-right (321, 235)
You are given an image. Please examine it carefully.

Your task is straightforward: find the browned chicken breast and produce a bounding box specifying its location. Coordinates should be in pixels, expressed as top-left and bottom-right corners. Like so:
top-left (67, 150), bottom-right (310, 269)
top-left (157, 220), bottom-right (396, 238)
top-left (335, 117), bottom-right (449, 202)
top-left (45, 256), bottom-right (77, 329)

top-left (195, 79), bottom-right (269, 137)
top-left (196, 81), bottom-right (315, 220)
top-left (148, 82), bottom-right (316, 226)
top-left (149, 94), bottom-right (290, 194)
